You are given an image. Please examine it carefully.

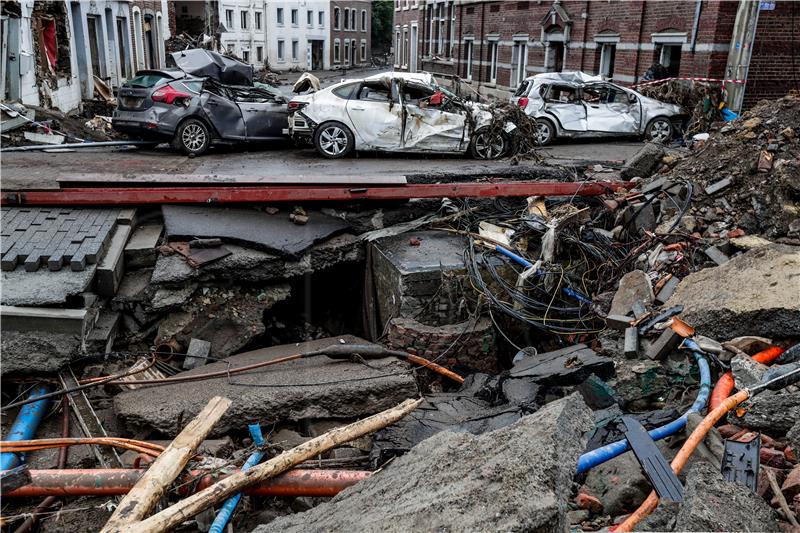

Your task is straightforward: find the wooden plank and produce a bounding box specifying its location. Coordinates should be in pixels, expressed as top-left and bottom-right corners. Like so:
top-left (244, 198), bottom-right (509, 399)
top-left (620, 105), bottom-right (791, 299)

top-left (100, 396), bottom-right (232, 533)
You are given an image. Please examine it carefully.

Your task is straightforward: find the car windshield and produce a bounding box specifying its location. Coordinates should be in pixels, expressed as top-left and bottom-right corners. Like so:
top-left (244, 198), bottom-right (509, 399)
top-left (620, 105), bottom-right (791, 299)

top-left (127, 73), bottom-right (172, 88)
top-left (513, 80), bottom-right (530, 97)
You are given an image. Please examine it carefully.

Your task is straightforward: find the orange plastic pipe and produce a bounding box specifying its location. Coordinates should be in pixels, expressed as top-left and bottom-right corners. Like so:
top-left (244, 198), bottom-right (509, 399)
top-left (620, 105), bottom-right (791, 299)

top-left (708, 346), bottom-right (785, 410)
top-left (616, 389), bottom-right (751, 532)
top-left (3, 468), bottom-right (371, 498)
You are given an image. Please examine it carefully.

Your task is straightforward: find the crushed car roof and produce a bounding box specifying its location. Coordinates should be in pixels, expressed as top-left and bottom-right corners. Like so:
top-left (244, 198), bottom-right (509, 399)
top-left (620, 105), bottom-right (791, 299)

top-left (522, 71), bottom-right (604, 85)
top-left (171, 49), bottom-right (254, 86)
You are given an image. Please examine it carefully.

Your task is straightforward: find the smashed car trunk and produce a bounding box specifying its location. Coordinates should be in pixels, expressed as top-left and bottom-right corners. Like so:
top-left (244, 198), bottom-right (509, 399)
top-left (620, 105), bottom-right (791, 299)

top-left (171, 49), bottom-right (253, 86)
top-left (292, 72), bottom-right (321, 94)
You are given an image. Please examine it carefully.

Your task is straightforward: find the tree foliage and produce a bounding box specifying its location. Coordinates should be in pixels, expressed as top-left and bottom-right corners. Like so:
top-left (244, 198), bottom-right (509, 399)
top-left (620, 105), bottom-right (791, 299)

top-left (371, 0), bottom-right (394, 56)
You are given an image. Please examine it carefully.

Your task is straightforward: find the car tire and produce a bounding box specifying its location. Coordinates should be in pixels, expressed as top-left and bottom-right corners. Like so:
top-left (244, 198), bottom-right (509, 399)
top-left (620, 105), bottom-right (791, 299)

top-left (645, 117), bottom-right (673, 144)
top-left (314, 121), bottom-right (354, 159)
top-left (534, 118), bottom-right (555, 146)
top-left (174, 118), bottom-right (211, 156)
top-left (470, 128), bottom-right (508, 160)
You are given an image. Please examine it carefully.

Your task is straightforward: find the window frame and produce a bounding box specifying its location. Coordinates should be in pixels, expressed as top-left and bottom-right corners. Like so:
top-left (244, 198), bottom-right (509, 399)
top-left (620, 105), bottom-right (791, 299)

top-left (361, 10), bottom-right (367, 32)
top-left (276, 7), bottom-right (284, 25)
top-left (318, 10), bottom-right (324, 27)
top-left (240, 10), bottom-right (248, 29)
top-left (334, 38), bottom-right (341, 63)
top-left (344, 8), bottom-right (349, 30)
top-left (254, 11), bottom-right (262, 30)
top-left (307, 9), bottom-right (313, 26)
top-left (489, 41), bottom-right (499, 84)
top-left (334, 7), bottom-right (340, 30)
top-left (360, 39), bottom-right (367, 61)
top-left (464, 39), bottom-right (474, 81)
top-left (225, 9), bottom-right (234, 29)
top-left (277, 39), bottom-right (285, 61)
top-left (256, 46), bottom-right (263, 62)
top-left (291, 39), bottom-right (299, 61)
top-left (291, 8), bottom-right (298, 26)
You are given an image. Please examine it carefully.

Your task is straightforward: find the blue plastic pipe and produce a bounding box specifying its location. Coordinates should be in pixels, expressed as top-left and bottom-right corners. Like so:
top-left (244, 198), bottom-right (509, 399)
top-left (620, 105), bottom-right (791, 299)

top-left (493, 245), bottom-right (593, 304)
top-left (1, 385), bottom-right (51, 471)
top-left (209, 424), bottom-right (266, 533)
top-left (576, 340), bottom-right (711, 474)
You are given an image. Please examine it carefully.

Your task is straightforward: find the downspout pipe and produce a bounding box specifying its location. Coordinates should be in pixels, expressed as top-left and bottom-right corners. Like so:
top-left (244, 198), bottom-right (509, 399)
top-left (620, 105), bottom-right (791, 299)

top-left (1, 386), bottom-right (51, 471)
top-left (690, 0), bottom-right (703, 54)
top-left (208, 424), bottom-right (266, 533)
top-left (576, 340), bottom-right (711, 474)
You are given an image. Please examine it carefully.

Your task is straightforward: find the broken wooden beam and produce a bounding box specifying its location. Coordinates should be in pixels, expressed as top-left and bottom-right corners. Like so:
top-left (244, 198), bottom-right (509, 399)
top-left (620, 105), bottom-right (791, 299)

top-left (100, 396), bottom-right (232, 533)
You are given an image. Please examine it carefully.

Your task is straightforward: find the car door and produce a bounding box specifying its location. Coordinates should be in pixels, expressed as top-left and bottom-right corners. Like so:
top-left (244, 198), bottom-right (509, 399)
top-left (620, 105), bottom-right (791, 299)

top-left (200, 82), bottom-right (246, 140)
top-left (346, 80), bottom-right (403, 150)
top-left (401, 82), bottom-right (468, 152)
top-left (542, 84), bottom-right (587, 131)
top-left (583, 83), bottom-right (639, 133)
top-left (236, 88), bottom-right (289, 140)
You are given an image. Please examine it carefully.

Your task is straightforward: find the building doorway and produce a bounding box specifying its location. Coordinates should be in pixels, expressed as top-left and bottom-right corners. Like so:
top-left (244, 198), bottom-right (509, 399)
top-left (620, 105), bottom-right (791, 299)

top-left (549, 42), bottom-right (564, 72)
top-left (310, 40), bottom-right (323, 70)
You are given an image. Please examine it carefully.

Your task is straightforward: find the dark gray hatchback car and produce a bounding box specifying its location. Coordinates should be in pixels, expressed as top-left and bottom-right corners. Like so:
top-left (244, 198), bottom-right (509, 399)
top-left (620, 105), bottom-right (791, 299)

top-left (112, 51), bottom-right (289, 155)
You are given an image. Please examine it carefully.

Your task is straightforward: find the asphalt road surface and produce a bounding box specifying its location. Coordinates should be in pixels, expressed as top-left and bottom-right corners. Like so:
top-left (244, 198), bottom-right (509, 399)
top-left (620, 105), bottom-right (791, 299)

top-left (1, 139), bottom-right (643, 191)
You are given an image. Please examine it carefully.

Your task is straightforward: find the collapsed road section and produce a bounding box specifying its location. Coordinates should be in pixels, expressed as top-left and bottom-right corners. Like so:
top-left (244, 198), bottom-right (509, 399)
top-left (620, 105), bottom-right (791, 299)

top-left (1, 94), bottom-right (799, 533)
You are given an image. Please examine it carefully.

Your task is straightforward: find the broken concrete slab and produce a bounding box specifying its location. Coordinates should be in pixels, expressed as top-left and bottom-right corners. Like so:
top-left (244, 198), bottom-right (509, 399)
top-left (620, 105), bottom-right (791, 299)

top-left (1, 264), bottom-right (96, 306)
top-left (609, 270), bottom-right (654, 317)
top-left (183, 338), bottom-right (211, 370)
top-left (509, 344), bottom-right (614, 386)
top-left (261, 394), bottom-right (592, 533)
top-left (150, 236), bottom-right (363, 285)
top-left (150, 284), bottom-right (197, 311)
top-left (124, 224), bottom-right (163, 268)
top-left (162, 205), bottom-right (350, 258)
top-left (673, 461), bottom-right (779, 532)
top-left (114, 336), bottom-right (419, 437)
top-left (728, 390), bottom-right (800, 434)
top-left (621, 143), bottom-right (666, 180)
top-left (666, 244), bottom-right (800, 339)
top-left (1, 330), bottom-right (83, 375)
top-left (0, 305), bottom-right (91, 335)
top-left (730, 353), bottom-right (769, 390)
top-left (96, 223), bottom-right (132, 297)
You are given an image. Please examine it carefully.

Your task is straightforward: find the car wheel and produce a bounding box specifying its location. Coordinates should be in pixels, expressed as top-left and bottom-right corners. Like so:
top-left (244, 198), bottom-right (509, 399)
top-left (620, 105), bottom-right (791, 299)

top-left (534, 118), bottom-right (555, 146)
top-left (174, 118), bottom-right (211, 156)
top-left (646, 117), bottom-right (673, 144)
top-left (470, 128), bottom-right (508, 160)
top-left (314, 121), bottom-right (354, 158)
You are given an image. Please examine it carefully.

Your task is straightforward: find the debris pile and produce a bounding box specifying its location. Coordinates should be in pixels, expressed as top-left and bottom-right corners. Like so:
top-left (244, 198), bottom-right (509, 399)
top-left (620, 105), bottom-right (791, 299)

top-left (637, 80), bottom-right (724, 136)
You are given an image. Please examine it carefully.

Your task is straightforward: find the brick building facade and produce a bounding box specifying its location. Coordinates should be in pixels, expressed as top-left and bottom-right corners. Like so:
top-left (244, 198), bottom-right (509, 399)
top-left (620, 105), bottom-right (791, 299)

top-left (330, 0), bottom-right (371, 68)
top-left (393, 0), bottom-right (800, 109)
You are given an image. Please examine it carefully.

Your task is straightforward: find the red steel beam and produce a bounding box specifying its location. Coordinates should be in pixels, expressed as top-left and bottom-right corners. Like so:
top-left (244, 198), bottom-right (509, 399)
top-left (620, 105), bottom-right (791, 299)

top-left (3, 468), bottom-right (371, 498)
top-left (1, 181), bottom-right (629, 206)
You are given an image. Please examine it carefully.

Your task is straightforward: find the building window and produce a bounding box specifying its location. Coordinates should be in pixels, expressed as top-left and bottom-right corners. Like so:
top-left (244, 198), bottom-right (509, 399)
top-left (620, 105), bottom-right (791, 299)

top-left (225, 9), bottom-right (234, 29)
top-left (350, 9), bottom-right (356, 31)
top-left (344, 40), bottom-right (350, 64)
top-left (403, 28), bottom-right (409, 66)
top-left (599, 43), bottom-right (616, 78)
top-left (318, 11), bottom-right (324, 27)
top-left (344, 8), bottom-right (349, 30)
top-left (427, 4), bottom-right (434, 55)
top-left (395, 30), bottom-right (401, 66)
top-left (242, 49), bottom-right (250, 63)
top-left (360, 40), bottom-right (366, 61)
top-left (437, 4), bottom-right (444, 55)
top-left (256, 46), bottom-right (263, 62)
top-left (510, 41), bottom-right (528, 87)
top-left (240, 11), bottom-right (248, 29)
top-left (659, 44), bottom-right (682, 77)
top-left (255, 11), bottom-right (262, 30)
top-left (291, 9), bottom-right (298, 25)
top-left (465, 40), bottom-right (473, 81)
top-left (276, 7), bottom-right (284, 25)
top-left (227, 43), bottom-right (235, 54)
top-left (334, 39), bottom-right (341, 62)
top-left (307, 10), bottom-right (313, 26)
top-left (334, 7), bottom-right (340, 29)
top-left (277, 39), bottom-right (285, 61)
top-left (361, 10), bottom-right (367, 32)
top-left (489, 41), bottom-right (498, 84)
top-left (395, 0), bottom-right (400, 11)
top-left (292, 40), bottom-right (298, 61)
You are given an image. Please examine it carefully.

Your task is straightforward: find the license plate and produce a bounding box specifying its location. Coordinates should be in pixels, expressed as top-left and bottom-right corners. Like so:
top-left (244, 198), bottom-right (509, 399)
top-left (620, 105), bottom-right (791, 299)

top-left (121, 97), bottom-right (145, 108)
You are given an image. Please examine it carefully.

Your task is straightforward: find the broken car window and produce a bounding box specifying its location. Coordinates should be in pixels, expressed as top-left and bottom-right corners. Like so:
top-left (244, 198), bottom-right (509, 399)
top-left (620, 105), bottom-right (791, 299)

top-left (513, 80), bottom-right (530, 98)
top-left (127, 73), bottom-right (172, 88)
top-left (357, 83), bottom-right (392, 102)
top-left (546, 85), bottom-right (579, 104)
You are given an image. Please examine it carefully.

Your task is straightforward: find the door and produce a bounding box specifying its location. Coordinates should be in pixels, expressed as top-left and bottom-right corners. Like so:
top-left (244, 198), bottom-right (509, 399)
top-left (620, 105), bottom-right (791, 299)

top-left (200, 87), bottom-right (245, 139)
top-left (346, 80), bottom-right (402, 150)
top-left (410, 26), bottom-right (418, 72)
top-left (87, 16), bottom-right (103, 79)
top-left (542, 84), bottom-right (586, 131)
top-left (401, 82), bottom-right (467, 152)
top-left (583, 83), bottom-right (639, 133)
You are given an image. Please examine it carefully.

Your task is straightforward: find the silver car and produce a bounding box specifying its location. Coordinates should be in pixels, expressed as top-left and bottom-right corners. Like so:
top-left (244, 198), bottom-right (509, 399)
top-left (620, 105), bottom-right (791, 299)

top-left (288, 72), bottom-right (515, 159)
top-left (510, 72), bottom-right (687, 145)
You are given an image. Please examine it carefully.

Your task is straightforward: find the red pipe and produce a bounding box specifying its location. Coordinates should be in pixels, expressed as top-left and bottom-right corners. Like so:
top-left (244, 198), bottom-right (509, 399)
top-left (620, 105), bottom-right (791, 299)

top-left (3, 469), bottom-right (371, 498)
top-left (1, 181), bottom-right (630, 206)
top-left (709, 346), bottom-right (786, 410)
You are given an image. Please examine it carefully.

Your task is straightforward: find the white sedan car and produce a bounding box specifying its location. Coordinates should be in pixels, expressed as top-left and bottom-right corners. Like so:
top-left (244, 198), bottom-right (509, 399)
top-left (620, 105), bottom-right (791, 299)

top-left (510, 72), bottom-right (688, 145)
top-left (287, 72), bottom-right (514, 159)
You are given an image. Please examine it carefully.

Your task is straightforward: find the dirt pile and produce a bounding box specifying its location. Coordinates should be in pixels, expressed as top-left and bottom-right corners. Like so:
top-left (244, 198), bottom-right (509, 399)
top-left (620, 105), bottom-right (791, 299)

top-left (658, 93), bottom-right (800, 242)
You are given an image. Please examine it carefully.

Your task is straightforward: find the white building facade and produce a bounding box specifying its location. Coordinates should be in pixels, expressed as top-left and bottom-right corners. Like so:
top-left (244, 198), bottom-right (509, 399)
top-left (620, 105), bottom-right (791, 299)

top-left (263, 1), bottom-right (330, 71)
top-left (1, 0), bottom-right (169, 113)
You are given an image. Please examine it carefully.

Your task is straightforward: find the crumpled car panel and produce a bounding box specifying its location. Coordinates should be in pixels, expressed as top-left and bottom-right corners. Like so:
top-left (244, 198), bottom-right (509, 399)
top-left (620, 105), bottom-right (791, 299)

top-left (402, 105), bottom-right (468, 151)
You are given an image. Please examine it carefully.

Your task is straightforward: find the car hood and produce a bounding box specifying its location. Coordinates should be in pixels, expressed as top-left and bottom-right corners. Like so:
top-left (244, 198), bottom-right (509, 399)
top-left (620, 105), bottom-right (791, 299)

top-left (638, 93), bottom-right (686, 115)
top-left (171, 49), bottom-right (254, 85)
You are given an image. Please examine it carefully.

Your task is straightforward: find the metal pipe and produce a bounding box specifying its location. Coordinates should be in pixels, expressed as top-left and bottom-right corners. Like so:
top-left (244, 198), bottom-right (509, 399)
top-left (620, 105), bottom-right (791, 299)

top-left (1, 386), bottom-right (51, 470)
top-left (2, 468), bottom-right (371, 498)
top-left (1, 141), bottom-right (158, 152)
top-left (209, 424), bottom-right (265, 533)
top-left (1, 180), bottom-right (631, 207)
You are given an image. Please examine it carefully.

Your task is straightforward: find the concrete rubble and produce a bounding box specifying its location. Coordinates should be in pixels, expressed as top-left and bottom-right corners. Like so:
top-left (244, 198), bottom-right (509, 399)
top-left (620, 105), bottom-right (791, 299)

top-left (1, 93), bottom-right (799, 533)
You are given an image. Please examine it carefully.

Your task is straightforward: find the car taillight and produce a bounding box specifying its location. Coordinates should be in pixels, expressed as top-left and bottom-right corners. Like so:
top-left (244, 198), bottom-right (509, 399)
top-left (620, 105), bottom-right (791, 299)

top-left (152, 85), bottom-right (191, 105)
top-left (288, 101), bottom-right (307, 110)
top-left (518, 97), bottom-right (529, 108)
